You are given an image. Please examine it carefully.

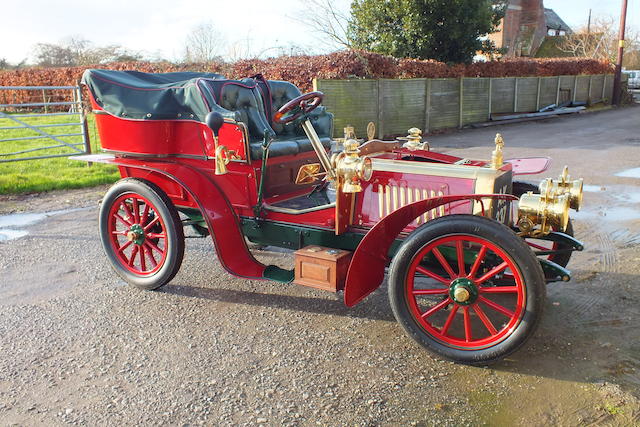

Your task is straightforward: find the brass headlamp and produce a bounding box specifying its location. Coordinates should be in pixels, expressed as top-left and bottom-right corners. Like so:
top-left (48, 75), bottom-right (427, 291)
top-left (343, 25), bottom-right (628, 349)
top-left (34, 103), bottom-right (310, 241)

top-left (517, 184), bottom-right (570, 235)
top-left (334, 139), bottom-right (373, 193)
top-left (538, 166), bottom-right (583, 211)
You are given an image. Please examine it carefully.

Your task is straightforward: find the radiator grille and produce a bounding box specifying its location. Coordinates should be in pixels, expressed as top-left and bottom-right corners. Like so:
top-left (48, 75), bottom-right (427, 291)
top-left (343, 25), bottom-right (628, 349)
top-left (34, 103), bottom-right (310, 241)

top-left (377, 184), bottom-right (446, 224)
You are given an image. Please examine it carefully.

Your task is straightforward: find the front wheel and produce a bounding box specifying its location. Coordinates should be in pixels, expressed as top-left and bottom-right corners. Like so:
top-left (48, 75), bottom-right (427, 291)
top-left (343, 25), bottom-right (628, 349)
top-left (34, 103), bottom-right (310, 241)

top-left (99, 178), bottom-right (185, 290)
top-left (388, 215), bottom-right (546, 365)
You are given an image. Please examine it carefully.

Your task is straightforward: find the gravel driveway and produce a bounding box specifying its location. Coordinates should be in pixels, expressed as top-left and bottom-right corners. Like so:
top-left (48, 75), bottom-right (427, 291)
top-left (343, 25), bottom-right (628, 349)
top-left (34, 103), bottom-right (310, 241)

top-left (1, 106), bottom-right (639, 426)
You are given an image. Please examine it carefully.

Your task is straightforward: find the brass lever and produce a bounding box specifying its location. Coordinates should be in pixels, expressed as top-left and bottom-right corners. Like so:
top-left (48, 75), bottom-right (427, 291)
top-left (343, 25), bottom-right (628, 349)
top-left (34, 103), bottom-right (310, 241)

top-left (215, 146), bottom-right (231, 175)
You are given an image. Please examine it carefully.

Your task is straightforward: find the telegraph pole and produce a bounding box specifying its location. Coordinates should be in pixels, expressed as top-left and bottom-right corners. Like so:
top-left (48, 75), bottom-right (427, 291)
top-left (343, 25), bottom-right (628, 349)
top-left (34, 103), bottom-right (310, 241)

top-left (612, 0), bottom-right (628, 105)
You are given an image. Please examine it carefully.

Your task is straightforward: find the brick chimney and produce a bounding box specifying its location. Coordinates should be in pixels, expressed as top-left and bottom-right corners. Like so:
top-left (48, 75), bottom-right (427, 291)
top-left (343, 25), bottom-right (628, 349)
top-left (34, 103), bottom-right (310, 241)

top-left (489, 0), bottom-right (548, 57)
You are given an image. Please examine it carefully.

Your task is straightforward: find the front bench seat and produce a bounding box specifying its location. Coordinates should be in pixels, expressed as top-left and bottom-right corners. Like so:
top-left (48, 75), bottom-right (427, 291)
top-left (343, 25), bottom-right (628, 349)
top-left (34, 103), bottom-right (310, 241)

top-left (266, 80), bottom-right (334, 159)
top-left (201, 78), bottom-right (333, 161)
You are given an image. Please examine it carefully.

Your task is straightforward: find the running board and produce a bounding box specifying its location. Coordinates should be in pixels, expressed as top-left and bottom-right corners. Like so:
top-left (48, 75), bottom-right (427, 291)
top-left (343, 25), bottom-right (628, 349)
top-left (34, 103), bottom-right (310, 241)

top-left (263, 265), bottom-right (294, 283)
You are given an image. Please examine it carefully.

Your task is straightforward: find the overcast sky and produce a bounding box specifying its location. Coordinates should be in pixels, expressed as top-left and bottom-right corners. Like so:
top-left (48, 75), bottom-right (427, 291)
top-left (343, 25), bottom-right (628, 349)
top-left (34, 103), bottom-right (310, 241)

top-left (1, 0), bottom-right (638, 64)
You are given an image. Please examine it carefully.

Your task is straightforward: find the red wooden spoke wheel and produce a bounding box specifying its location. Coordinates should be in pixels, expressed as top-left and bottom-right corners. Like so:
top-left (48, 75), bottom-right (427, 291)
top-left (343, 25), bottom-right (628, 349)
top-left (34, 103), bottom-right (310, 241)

top-left (99, 178), bottom-right (184, 290)
top-left (107, 193), bottom-right (168, 276)
top-left (389, 215), bottom-right (545, 365)
top-left (406, 235), bottom-right (524, 349)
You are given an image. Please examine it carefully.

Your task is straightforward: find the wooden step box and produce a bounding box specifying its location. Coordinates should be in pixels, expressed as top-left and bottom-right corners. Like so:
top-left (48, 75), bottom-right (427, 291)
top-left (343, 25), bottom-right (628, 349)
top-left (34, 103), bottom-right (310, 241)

top-left (294, 246), bottom-right (353, 292)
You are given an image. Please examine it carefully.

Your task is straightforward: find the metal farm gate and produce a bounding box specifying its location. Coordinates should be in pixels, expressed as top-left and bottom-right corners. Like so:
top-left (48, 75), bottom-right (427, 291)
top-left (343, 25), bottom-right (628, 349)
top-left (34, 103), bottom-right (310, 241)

top-left (0, 85), bottom-right (91, 162)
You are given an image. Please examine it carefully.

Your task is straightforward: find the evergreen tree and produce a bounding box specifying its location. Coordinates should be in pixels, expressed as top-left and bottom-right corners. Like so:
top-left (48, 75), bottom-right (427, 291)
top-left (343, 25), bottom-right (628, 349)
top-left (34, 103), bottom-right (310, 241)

top-left (349, 0), bottom-right (505, 63)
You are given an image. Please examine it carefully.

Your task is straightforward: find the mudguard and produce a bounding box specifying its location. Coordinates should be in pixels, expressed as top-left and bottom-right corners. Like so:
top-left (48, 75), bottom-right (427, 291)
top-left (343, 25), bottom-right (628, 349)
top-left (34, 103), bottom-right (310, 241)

top-left (506, 157), bottom-right (551, 175)
top-left (530, 231), bottom-right (584, 253)
top-left (73, 154), bottom-right (268, 280)
top-left (344, 194), bottom-right (518, 307)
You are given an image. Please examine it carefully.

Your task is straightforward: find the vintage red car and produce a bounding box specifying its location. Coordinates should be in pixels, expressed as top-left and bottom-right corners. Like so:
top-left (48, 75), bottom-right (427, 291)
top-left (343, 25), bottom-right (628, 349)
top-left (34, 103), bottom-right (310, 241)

top-left (75, 69), bottom-right (584, 365)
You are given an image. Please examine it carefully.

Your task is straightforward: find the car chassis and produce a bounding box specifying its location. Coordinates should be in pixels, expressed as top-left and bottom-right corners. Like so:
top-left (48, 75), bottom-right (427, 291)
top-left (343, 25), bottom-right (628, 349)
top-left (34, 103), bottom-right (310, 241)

top-left (75, 69), bottom-right (585, 364)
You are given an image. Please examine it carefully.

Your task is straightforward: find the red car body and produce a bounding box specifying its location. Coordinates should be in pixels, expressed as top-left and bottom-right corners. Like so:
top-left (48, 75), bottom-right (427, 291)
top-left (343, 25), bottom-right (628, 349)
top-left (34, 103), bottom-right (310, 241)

top-left (76, 69), bottom-right (583, 364)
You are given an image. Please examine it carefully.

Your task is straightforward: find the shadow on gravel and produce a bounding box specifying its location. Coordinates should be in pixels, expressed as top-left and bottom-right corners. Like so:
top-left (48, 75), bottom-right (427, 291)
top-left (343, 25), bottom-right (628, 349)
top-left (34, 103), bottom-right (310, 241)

top-left (160, 284), bottom-right (397, 322)
top-left (489, 271), bottom-right (640, 394)
top-left (161, 271), bottom-right (640, 395)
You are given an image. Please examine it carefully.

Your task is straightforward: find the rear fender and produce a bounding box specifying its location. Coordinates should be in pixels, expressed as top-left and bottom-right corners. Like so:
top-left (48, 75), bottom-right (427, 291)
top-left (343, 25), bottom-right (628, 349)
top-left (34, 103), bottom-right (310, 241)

top-left (78, 154), bottom-right (268, 280)
top-left (344, 194), bottom-right (518, 307)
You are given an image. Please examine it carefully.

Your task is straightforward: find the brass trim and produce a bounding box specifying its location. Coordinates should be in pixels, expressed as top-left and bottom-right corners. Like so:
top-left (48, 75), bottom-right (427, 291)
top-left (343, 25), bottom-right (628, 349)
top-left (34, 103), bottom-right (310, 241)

top-left (233, 121), bottom-right (251, 164)
top-left (371, 158), bottom-right (500, 180)
top-left (454, 287), bottom-right (470, 302)
top-left (301, 119), bottom-right (336, 180)
top-left (473, 173), bottom-right (496, 215)
top-left (378, 184), bottom-right (384, 219)
top-left (538, 166), bottom-right (583, 211)
top-left (517, 190), bottom-right (570, 234)
top-left (102, 148), bottom-right (209, 160)
top-left (376, 184), bottom-right (448, 225)
top-left (491, 133), bottom-right (504, 169)
top-left (334, 140), bottom-right (373, 193)
top-left (371, 158), bottom-right (502, 215)
top-left (366, 122), bottom-right (376, 140)
top-left (385, 185), bottom-right (391, 217)
top-left (295, 163), bottom-right (323, 185)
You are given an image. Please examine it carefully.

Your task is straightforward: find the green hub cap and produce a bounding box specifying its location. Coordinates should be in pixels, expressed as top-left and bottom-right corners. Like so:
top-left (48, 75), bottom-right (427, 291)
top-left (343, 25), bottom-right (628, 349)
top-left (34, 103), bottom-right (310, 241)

top-left (126, 223), bottom-right (145, 245)
top-left (449, 278), bottom-right (478, 305)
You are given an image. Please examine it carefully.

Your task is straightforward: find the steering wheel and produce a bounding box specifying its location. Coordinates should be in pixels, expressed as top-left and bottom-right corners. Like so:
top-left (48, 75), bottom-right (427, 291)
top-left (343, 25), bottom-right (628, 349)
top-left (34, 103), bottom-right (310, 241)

top-left (274, 91), bottom-right (324, 124)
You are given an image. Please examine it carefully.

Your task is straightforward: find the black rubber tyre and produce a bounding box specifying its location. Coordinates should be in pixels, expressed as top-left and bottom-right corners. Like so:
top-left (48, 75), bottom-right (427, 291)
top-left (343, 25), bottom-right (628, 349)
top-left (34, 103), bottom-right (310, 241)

top-left (388, 214), bottom-right (546, 365)
top-left (99, 178), bottom-right (185, 290)
top-left (512, 181), bottom-right (574, 267)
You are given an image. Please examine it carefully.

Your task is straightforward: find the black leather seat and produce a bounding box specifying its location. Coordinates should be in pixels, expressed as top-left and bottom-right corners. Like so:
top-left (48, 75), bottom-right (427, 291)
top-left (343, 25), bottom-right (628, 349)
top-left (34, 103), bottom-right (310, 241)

top-left (200, 78), bottom-right (333, 161)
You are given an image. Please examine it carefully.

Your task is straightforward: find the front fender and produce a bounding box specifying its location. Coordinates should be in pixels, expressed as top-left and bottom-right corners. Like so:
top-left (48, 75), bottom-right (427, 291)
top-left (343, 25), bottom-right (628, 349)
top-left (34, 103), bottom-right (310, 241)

top-left (506, 157), bottom-right (551, 175)
top-left (74, 154), bottom-right (268, 280)
top-left (344, 194), bottom-right (518, 307)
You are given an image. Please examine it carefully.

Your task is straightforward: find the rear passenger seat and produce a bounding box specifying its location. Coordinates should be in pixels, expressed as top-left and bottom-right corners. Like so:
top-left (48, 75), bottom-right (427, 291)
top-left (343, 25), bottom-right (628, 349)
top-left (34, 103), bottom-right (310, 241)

top-left (200, 77), bottom-right (333, 161)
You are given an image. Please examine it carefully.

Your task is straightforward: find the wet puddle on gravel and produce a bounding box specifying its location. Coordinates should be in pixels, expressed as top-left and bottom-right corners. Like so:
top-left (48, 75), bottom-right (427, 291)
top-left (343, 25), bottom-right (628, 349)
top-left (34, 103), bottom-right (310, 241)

top-left (615, 167), bottom-right (640, 179)
top-left (0, 207), bottom-right (89, 242)
top-left (583, 184), bottom-right (605, 192)
top-left (581, 184), bottom-right (640, 205)
top-left (612, 192), bottom-right (640, 204)
top-left (574, 206), bottom-right (640, 222)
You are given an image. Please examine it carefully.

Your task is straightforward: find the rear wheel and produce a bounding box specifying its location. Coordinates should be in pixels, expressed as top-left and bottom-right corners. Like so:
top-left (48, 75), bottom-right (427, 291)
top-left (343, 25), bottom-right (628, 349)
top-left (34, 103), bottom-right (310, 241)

top-left (512, 181), bottom-right (574, 267)
top-left (99, 178), bottom-right (185, 290)
top-left (388, 215), bottom-right (546, 365)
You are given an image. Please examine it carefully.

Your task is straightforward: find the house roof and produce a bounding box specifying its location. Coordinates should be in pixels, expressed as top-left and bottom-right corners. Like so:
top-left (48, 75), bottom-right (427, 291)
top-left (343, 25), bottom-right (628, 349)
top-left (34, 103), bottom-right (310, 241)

top-left (544, 8), bottom-right (572, 33)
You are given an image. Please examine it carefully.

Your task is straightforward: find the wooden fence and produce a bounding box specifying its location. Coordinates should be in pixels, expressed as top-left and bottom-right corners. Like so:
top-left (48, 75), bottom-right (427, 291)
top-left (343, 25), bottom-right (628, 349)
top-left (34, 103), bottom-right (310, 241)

top-left (314, 74), bottom-right (617, 138)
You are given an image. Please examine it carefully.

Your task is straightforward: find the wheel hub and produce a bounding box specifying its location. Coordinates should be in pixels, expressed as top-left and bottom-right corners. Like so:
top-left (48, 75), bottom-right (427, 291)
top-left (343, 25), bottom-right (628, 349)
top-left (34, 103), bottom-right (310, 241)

top-left (449, 278), bottom-right (478, 305)
top-left (126, 224), bottom-right (145, 245)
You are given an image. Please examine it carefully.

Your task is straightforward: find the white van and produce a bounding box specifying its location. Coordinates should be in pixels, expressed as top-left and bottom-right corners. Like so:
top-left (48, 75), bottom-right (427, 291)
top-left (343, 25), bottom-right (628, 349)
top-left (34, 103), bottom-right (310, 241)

top-left (624, 70), bottom-right (640, 89)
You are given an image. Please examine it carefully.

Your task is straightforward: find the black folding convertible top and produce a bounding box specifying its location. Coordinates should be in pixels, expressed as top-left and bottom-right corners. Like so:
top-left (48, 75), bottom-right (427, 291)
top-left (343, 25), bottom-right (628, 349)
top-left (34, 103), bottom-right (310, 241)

top-left (81, 69), bottom-right (230, 122)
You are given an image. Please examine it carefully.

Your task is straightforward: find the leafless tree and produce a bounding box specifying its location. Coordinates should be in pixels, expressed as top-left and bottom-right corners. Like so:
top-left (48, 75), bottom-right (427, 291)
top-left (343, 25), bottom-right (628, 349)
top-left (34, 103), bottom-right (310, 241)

top-left (225, 34), bottom-right (256, 62)
top-left (64, 37), bottom-right (93, 64)
top-left (559, 16), bottom-right (639, 64)
top-left (184, 22), bottom-right (226, 63)
top-left (625, 49), bottom-right (640, 70)
top-left (0, 58), bottom-right (26, 69)
top-left (33, 43), bottom-right (76, 67)
top-left (291, 0), bottom-right (352, 50)
top-left (33, 37), bottom-right (143, 66)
